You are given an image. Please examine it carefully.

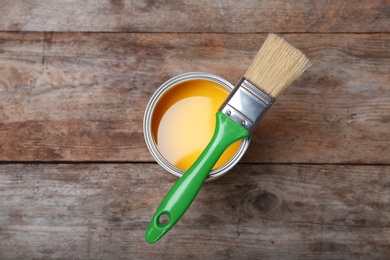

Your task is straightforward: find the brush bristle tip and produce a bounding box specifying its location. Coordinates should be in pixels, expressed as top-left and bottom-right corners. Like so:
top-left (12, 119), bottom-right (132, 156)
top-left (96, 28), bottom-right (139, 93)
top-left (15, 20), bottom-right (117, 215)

top-left (243, 34), bottom-right (310, 98)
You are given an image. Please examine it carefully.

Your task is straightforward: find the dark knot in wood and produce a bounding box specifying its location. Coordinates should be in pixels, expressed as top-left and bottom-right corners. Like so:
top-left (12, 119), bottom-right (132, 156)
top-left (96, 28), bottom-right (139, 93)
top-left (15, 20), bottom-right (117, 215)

top-left (253, 191), bottom-right (278, 214)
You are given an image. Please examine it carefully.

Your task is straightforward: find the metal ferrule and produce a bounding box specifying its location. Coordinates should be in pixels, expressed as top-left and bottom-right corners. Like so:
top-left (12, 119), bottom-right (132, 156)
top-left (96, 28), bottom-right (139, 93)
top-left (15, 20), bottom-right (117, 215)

top-left (219, 78), bottom-right (275, 131)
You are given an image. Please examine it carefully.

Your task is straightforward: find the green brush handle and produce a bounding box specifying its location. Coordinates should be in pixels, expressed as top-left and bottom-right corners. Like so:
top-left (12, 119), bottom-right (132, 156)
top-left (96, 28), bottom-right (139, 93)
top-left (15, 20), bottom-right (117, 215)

top-left (145, 111), bottom-right (250, 244)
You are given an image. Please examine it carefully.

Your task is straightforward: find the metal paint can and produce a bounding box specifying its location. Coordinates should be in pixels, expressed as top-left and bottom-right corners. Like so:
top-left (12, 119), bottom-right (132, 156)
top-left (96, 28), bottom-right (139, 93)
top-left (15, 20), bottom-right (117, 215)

top-left (143, 72), bottom-right (250, 181)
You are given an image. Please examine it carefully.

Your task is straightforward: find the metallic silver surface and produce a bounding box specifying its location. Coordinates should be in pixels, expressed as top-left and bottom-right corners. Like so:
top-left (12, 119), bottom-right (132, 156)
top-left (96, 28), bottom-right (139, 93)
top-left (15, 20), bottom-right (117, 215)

top-left (143, 72), bottom-right (251, 181)
top-left (219, 78), bottom-right (274, 131)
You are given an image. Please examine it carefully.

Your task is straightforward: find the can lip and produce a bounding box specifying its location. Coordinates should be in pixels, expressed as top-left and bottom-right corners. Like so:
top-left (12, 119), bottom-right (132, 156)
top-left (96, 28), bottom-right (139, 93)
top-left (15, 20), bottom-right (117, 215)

top-left (143, 72), bottom-right (251, 181)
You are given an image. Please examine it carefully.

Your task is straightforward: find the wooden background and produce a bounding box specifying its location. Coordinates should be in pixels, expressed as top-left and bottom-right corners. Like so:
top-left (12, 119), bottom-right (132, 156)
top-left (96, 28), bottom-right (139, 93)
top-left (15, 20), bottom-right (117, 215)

top-left (0, 0), bottom-right (389, 259)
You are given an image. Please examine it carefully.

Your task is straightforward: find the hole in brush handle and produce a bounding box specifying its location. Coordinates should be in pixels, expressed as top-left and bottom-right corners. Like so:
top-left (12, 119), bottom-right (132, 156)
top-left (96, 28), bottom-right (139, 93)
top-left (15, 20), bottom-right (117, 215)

top-left (145, 211), bottom-right (172, 244)
top-left (158, 213), bottom-right (170, 227)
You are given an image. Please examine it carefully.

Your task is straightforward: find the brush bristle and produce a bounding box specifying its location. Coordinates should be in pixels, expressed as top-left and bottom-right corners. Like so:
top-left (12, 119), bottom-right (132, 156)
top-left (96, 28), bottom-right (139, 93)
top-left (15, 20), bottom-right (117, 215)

top-left (243, 34), bottom-right (310, 99)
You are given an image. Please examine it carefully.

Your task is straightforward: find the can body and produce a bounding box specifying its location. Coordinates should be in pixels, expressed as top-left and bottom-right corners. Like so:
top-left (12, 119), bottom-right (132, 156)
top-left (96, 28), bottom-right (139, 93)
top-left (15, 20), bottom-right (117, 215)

top-left (143, 72), bottom-right (250, 181)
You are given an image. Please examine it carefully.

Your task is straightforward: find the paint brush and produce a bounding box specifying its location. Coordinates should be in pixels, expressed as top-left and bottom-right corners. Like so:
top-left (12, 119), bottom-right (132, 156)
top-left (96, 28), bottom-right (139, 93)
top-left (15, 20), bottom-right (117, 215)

top-left (145, 34), bottom-right (311, 243)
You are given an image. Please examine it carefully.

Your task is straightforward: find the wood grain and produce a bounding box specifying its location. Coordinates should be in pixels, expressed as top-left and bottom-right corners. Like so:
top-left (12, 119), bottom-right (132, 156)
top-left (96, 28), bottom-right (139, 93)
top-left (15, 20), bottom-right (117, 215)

top-left (0, 163), bottom-right (389, 259)
top-left (0, 0), bottom-right (389, 33)
top-left (0, 0), bottom-right (388, 258)
top-left (0, 33), bottom-right (389, 163)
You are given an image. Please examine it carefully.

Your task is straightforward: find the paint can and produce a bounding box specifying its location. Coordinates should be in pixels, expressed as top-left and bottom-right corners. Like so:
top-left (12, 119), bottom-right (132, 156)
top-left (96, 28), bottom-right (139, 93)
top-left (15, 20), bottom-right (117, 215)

top-left (143, 72), bottom-right (250, 181)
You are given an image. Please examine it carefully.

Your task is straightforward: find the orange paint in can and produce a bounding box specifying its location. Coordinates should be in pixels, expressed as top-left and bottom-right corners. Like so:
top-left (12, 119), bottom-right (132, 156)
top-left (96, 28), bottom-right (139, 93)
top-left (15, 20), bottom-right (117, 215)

top-left (151, 80), bottom-right (241, 171)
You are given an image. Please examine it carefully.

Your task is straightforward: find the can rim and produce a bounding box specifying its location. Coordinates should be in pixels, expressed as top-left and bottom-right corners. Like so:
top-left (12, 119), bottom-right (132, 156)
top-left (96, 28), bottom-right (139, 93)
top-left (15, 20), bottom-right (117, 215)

top-left (143, 72), bottom-right (251, 181)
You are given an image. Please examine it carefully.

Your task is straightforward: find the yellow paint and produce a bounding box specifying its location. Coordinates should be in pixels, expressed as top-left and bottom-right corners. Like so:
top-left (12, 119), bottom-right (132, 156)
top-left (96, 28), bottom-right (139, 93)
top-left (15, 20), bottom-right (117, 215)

top-left (152, 80), bottom-right (241, 171)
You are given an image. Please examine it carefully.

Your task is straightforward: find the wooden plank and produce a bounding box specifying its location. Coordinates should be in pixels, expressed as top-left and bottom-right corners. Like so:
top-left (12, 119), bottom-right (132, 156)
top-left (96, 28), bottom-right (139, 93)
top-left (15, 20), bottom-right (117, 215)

top-left (0, 0), bottom-right (389, 33)
top-left (0, 33), bottom-right (389, 163)
top-left (0, 163), bottom-right (389, 259)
